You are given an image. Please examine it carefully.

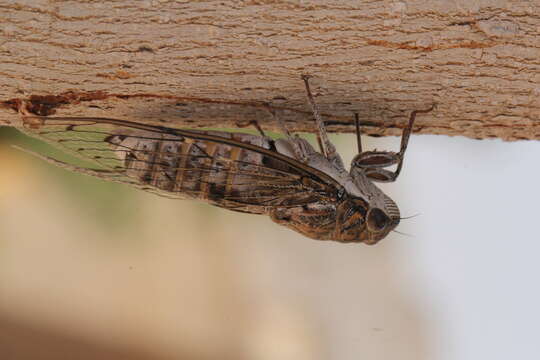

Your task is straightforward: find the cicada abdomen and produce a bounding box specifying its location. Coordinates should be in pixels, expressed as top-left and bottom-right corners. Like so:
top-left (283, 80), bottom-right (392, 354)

top-left (17, 116), bottom-right (338, 216)
top-left (106, 129), bottom-right (303, 214)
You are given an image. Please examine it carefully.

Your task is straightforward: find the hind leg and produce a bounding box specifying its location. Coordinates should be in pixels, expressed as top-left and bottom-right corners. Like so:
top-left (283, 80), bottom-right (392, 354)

top-left (301, 75), bottom-right (345, 171)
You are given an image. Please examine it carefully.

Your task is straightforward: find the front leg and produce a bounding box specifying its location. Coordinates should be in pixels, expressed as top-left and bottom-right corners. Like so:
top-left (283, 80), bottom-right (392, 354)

top-left (352, 106), bottom-right (434, 182)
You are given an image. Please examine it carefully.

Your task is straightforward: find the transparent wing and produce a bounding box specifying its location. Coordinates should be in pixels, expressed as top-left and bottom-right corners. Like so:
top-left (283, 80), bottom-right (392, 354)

top-left (19, 116), bottom-right (342, 212)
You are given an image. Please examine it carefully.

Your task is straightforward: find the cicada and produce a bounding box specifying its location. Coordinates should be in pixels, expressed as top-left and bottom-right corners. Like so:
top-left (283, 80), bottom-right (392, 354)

top-left (8, 77), bottom-right (431, 244)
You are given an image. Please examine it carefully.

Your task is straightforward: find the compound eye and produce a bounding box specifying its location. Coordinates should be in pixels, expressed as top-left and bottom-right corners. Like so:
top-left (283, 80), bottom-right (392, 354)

top-left (367, 208), bottom-right (391, 232)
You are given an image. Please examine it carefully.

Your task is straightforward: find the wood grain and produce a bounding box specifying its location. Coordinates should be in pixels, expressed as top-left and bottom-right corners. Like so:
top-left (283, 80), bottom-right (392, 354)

top-left (1, 0), bottom-right (539, 140)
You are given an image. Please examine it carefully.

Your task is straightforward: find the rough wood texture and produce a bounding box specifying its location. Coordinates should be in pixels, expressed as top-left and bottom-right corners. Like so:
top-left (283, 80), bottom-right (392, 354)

top-left (1, 0), bottom-right (539, 140)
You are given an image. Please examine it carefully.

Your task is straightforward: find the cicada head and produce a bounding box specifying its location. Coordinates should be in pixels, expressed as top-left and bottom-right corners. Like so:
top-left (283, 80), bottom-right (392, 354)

top-left (364, 195), bottom-right (400, 244)
top-left (335, 195), bottom-right (399, 244)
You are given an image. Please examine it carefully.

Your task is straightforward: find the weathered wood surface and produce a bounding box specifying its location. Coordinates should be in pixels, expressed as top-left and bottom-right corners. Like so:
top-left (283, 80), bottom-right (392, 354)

top-left (1, 0), bottom-right (539, 140)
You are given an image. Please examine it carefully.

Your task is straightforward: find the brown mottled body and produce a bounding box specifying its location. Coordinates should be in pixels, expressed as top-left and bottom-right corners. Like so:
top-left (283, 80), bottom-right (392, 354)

top-left (111, 130), bottom-right (303, 214)
top-left (7, 77), bottom-right (432, 244)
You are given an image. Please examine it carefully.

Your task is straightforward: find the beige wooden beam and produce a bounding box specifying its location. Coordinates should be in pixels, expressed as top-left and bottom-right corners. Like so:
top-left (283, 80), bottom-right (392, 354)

top-left (1, 1), bottom-right (539, 140)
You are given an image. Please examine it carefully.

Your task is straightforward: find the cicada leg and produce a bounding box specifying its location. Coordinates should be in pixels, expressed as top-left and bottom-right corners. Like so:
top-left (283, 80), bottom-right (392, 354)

top-left (235, 119), bottom-right (267, 137)
top-left (265, 107), bottom-right (311, 163)
top-left (352, 106), bottom-right (434, 183)
top-left (301, 75), bottom-right (345, 171)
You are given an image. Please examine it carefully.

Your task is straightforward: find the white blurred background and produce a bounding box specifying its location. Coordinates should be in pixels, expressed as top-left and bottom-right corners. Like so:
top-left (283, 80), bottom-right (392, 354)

top-left (1, 125), bottom-right (539, 360)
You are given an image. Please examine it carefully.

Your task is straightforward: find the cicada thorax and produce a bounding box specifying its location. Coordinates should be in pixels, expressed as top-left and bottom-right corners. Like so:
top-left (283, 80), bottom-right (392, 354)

top-left (106, 129), bottom-right (292, 213)
top-left (269, 203), bottom-right (337, 240)
top-left (269, 191), bottom-right (400, 244)
top-left (269, 196), bottom-right (369, 243)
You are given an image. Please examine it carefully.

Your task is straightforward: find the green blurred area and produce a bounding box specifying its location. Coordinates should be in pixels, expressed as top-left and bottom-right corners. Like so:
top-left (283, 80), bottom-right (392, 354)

top-left (0, 125), bottom-right (139, 234)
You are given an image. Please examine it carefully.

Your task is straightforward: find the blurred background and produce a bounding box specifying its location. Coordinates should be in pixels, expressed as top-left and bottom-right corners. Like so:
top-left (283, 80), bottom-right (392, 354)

top-left (1, 124), bottom-right (539, 360)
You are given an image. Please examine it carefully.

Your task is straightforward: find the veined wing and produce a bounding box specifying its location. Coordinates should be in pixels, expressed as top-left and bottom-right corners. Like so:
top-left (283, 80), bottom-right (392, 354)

top-left (18, 116), bottom-right (343, 212)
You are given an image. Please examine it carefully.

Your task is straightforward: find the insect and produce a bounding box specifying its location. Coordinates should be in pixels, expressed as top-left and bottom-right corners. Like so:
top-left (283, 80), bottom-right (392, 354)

top-left (9, 76), bottom-right (431, 244)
